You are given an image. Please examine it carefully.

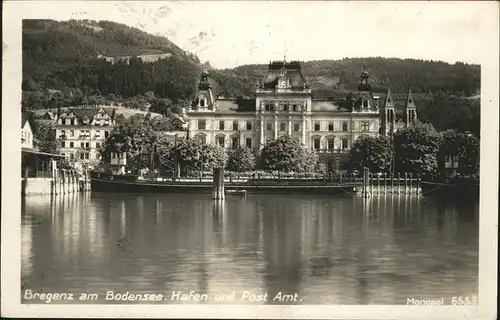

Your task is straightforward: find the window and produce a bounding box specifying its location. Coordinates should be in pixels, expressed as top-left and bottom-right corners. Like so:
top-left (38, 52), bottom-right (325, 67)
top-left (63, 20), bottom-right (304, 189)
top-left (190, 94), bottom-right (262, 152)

top-left (328, 122), bottom-right (334, 131)
top-left (70, 130), bottom-right (74, 137)
top-left (265, 103), bottom-right (272, 112)
top-left (198, 120), bottom-right (206, 130)
top-left (342, 122), bottom-right (348, 132)
top-left (246, 121), bottom-right (252, 131)
top-left (200, 99), bottom-right (205, 107)
top-left (280, 122), bottom-right (286, 131)
top-left (80, 153), bottom-right (85, 160)
top-left (327, 139), bottom-right (335, 150)
top-left (85, 142), bottom-right (90, 149)
top-left (96, 142), bottom-right (101, 148)
top-left (60, 130), bottom-right (66, 138)
top-left (314, 122), bottom-right (320, 131)
top-left (292, 104), bottom-right (298, 112)
top-left (232, 121), bottom-right (238, 130)
top-left (363, 100), bottom-right (369, 108)
top-left (80, 142), bottom-right (85, 148)
top-left (219, 121), bottom-right (225, 130)
top-left (361, 121), bottom-right (370, 131)
top-left (70, 153), bottom-right (75, 160)
top-left (294, 123), bottom-right (300, 131)
top-left (266, 122), bottom-right (272, 131)
top-left (283, 104), bottom-right (289, 112)
top-left (313, 138), bottom-right (321, 150)
top-left (95, 130), bottom-right (100, 137)
top-left (105, 131), bottom-right (109, 138)
top-left (65, 119), bottom-right (71, 125)
top-left (342, 138), bottom-right (349, 150)
top-left (85, 153), bottom-right (89, 160)
top-left (246, 138), bottom-right (252, 148)
top-left (217, 136), bottom-right (225, 147)
top-left (70, 142), bottom-right (74, 148)
top-left (232, 137), bottom-right (239, 149)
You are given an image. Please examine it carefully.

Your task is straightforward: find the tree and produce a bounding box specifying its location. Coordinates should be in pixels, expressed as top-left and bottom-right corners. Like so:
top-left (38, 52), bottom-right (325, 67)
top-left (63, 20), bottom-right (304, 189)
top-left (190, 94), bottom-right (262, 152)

top-left (258, 136), bottom-right (319, 172)
top-left (349, 135), bottom-right (393, 173)
top-left (168, 139), bottom-right (227, 173)
top-left (393, 123), bottom-right (442, 177)
top-left (439, 129), bottom-right (479, 178)
top-left (99, 114), bottom-right (155, 163)
top-left (33, 120), bottom-right (59, 154)
top-left (226, 147), bottom-right (256, 172)
top-left (457, 132), bottom-right (480, 177)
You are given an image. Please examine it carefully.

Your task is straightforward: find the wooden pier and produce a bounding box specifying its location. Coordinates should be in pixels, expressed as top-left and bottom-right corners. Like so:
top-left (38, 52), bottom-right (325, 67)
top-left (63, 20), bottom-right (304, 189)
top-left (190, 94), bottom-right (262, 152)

top-left (361, 168), bottom-right (422, 198)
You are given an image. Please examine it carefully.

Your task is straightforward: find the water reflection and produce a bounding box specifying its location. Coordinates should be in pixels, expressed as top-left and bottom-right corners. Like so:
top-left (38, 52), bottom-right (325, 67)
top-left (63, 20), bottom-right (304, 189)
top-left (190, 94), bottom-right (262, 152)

top-left (21, 193), bottom-right (478, 304)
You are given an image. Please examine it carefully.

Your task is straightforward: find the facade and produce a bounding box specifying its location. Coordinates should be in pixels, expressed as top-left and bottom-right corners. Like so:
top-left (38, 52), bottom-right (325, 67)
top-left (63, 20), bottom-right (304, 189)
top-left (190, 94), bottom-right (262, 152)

top-left (21, 112), bottom-right (35, 150)
top-left (54, 107), bottom-right (116, 169)
top-left (186, 60), bottom-right (417, 153)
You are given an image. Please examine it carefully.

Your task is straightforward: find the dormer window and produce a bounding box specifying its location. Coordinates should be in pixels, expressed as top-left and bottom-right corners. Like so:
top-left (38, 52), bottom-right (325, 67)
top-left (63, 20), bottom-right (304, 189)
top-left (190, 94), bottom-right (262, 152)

top-left (363, 100), bottom-right (369, 108)
top-left (200, 99), bottom-right (205, 107)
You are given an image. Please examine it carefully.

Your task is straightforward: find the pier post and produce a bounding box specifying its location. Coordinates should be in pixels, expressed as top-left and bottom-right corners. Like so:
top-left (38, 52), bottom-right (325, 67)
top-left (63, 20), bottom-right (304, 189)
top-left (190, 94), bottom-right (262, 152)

top-left (409, 173), bottom-right (413, 194)
top-left (404, 173), bottom-right (408, 194)
top-left (384, 173), bottom-right (387, 194)
top-left (212, 167), bottom-right (225, 200)
top-left (62, 169), bottom-right (67, 194)
top-left (391, 173), bottom-right (394, 194)
top-left (377, 174), bottom-right (381, 195)
top-left (416, 174), bottom-right (421, 195)
top-left (369, 173), bottom-right (373, 194)
top-left (397, 173), bottom-right (401, 194)
top-left (362, 167), bottom-right (370, 198)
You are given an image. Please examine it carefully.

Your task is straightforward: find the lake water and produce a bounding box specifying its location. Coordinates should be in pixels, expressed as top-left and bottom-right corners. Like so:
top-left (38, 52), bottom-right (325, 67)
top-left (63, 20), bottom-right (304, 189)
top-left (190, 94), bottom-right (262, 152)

top-left (21, 192), bottom-right (479, 305)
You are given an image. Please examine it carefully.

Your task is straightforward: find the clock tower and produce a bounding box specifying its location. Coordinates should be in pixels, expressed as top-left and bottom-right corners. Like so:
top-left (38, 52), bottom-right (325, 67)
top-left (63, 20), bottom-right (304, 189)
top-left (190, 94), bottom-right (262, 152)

top-left (276, 60), bottom-right (291, 91)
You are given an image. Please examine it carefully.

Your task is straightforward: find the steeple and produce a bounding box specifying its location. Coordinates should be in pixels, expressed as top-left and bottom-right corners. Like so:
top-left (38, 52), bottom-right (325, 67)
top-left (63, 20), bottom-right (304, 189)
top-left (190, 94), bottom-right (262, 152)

top-left (405, 87), bottom-right (417, 125)
top-left (358, 63), bottom-right (371, 92)
top-left (198, 70), bottom-right (210, 90)
top-left (193, 70), bottom-right (215, 111)
top-left (384, 87), bottom-right (395, 108)
top-left (383, 88), bottom-right (396, 136)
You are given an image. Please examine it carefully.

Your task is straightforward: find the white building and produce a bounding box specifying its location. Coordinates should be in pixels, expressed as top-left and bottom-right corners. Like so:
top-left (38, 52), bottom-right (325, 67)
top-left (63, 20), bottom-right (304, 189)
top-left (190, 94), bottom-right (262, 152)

top-left (21, 112), bottom-right (35, 150)
top-left (186, 61), bottom-right (388, 152)
top-left (54, 107), bottom-right (116, 169)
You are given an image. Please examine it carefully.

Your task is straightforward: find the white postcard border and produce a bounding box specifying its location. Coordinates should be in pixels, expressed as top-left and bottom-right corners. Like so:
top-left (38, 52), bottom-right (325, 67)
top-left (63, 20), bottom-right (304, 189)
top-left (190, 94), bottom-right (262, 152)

top-left (2, 1), bottom-right (498, 319)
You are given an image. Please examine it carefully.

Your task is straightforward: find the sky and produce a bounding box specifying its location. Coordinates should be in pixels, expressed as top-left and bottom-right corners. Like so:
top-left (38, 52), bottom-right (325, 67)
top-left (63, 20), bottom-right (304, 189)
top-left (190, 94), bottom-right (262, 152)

top-left (16, 1), bottom-right (498, 68)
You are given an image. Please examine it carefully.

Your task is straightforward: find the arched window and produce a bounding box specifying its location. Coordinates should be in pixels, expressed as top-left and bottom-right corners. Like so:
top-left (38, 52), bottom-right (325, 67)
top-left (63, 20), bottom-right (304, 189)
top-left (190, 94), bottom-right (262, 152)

top-left (200, 98), bottom-right (205, 107)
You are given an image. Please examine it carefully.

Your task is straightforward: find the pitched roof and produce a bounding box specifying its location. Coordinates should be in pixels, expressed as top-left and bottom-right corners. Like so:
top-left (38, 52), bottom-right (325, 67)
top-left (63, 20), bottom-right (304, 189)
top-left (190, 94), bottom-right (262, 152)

top-left (70, 108), bottom-right (100, 120)
top-left (21, 111), bottom-right (36, 129)
top-left (215, 98), bottom-right (256, 113)
top-left (311, 100), bottom-right (352, 112)
top-left (262, 60), bottom-right (306, 90)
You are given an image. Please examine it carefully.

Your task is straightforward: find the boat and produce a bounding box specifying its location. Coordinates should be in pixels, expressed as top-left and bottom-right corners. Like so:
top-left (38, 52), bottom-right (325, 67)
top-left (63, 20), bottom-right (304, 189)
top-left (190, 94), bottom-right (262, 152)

top-left (421, 178), bottom-right (479, 199)
top-left (225, 189), bottom-right (247, 196)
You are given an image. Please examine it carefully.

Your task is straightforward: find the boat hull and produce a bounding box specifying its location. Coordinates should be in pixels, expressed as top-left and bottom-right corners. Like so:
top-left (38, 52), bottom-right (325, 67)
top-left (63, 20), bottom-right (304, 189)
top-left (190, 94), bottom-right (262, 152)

top-left (90, 177), bottom-right (358, 195)
top-left (421, 181), bottom-right (479, 199)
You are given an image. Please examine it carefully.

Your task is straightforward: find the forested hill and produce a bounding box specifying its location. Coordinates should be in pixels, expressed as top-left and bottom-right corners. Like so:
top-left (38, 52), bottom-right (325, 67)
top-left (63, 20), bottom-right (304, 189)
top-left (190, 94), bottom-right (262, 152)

top-left (218, 58), bottom-right (480, 98)
top-left (22, 19), bottom-right (203, 110)
top-left (22, 19), bottom-right (480, 136)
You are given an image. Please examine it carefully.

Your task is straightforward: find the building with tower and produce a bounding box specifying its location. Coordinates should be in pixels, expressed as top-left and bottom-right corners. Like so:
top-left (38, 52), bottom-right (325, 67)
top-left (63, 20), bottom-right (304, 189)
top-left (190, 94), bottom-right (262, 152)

top-left (185, 59), bottom-right (417, 152)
